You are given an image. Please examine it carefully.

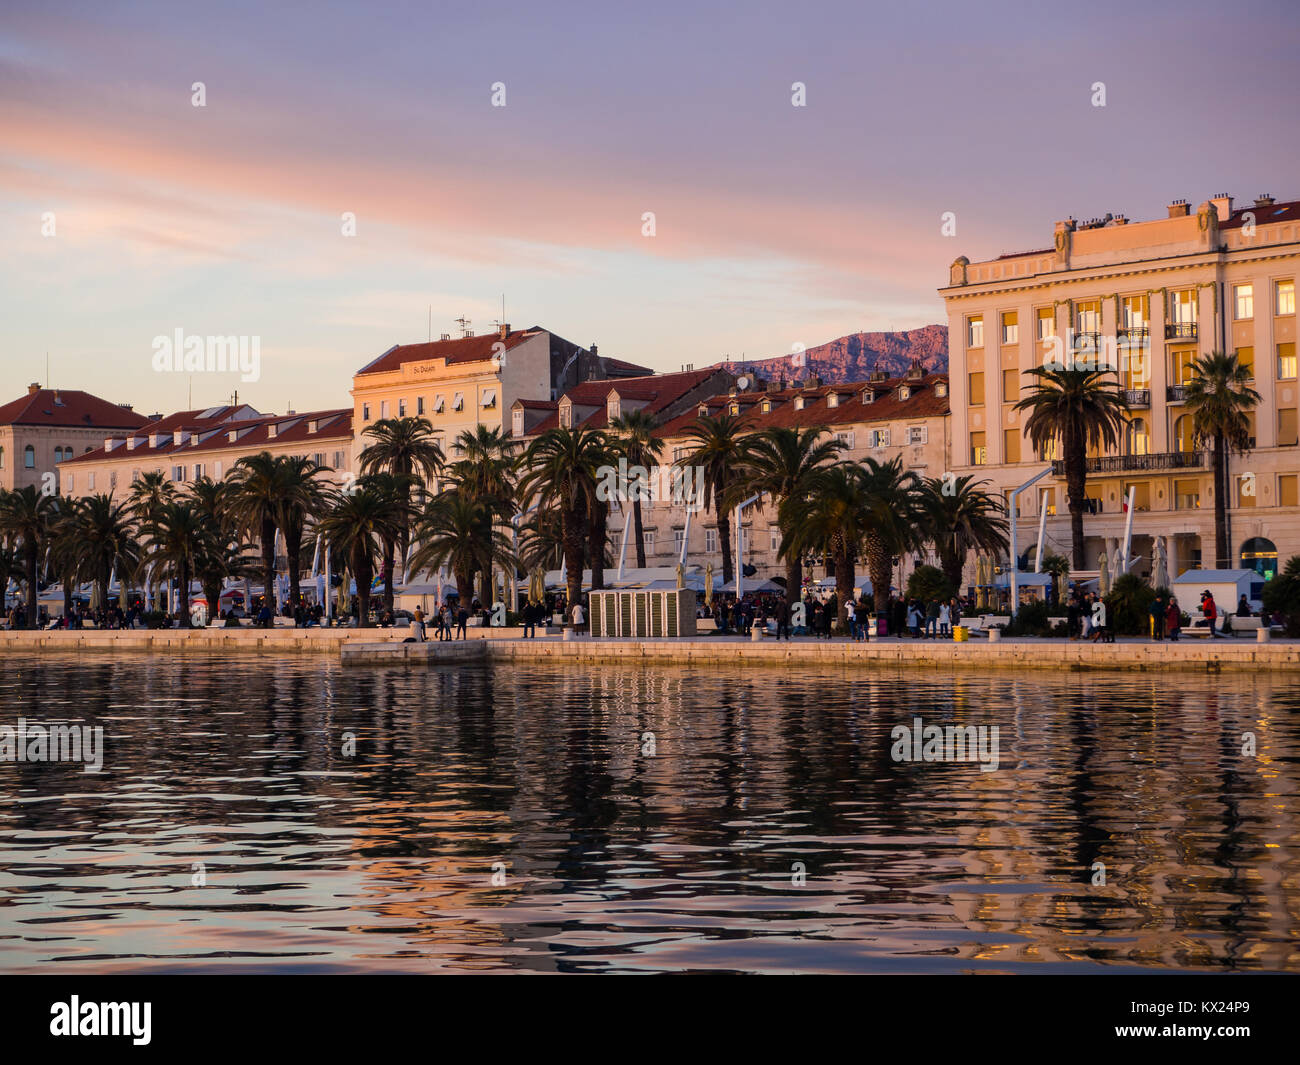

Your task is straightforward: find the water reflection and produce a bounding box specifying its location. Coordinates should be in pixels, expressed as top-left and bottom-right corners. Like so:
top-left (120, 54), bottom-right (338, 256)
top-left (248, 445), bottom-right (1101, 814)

top-left (0, 654), bottom-right (1297, 973)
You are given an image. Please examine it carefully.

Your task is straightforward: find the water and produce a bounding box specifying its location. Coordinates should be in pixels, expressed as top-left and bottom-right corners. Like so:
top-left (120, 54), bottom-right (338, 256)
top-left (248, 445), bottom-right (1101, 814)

top-left (1, 653), bottom-right (1297, 974)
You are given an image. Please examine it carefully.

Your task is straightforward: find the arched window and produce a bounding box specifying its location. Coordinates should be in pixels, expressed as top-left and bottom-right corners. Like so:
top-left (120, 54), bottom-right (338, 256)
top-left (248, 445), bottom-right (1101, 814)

top-left (23, 445), bottom-right (35, 469)
top-left (1126, 418), bottom-right (1149, 456)
top-left (1173, 414), bottom-right (1195, 453)
top-left (1240, 537), bottom-right (1278, 578)
top-left (53, 447), bottom-right (64, 463)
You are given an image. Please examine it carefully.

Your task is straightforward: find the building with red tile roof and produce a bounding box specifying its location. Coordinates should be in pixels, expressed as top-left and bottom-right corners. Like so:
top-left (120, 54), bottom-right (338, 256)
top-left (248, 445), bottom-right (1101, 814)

top-left (0, 383), bottom-right (149, 491)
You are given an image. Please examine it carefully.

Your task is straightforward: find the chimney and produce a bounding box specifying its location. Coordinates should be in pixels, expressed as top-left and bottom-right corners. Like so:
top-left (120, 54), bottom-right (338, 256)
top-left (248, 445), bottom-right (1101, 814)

top-left (1255, 193), bottom-right (1275, 208)
top-left (117, 402), bottom-right (133, 411)
top-left (589, 342), bottom-right (598, 357)
top-left (27, 382), bottom-right (40, 395)
top-left (1211, 193), bottom-right (1233, 221)
top-left (1167, 198), bottom-right (1190, 218)
top-left (498, 323), bottom-right (510, 339)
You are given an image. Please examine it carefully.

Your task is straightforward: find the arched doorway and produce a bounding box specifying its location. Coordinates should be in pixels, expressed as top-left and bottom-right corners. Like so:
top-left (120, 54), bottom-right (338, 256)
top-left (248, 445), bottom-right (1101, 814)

top-left (1240, 537), bottom-right (1278, 579)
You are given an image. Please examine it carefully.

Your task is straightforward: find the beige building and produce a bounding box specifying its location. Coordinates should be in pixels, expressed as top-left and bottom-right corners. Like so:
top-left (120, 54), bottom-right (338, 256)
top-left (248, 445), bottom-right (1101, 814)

top-left (0, 384), bottom-right (148, 493)
top-left (941, 193), bottom-right (1300, 580)
top-left (59, 404), bottom-right (355, 499)
top-left (351, 324), bottom-right (650, 467)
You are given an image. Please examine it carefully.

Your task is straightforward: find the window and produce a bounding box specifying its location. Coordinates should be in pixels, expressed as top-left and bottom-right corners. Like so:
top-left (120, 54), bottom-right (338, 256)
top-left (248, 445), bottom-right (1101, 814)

top-left (1277, 279), bottom-right (1295, 316)
top-left (194, 463), bottom-right (205, 479)
top-left (967, 315), bottom-right (984, 348)
top-left (380, 400), bottom-right (390, 419)
top-left (1003, 428), bottom-right (1021, 463)
top-left (312, 453), bottom-right (325, 468)
top-left (760, 398), bottom-right (772, 413)
top-left (481, 389), bottom-right (497, 409)
top-left (1121, 294), bottom-right (1148, 330)
top-left (834, 430), bottom-right (855, 449)
top-left (1237, 474), bottom-right (1257, 509)
top-left (705, 528), bottom-right (718, 553)
top-left (1126, 418), bottom-right (1150, 456)
top-left (434, 395), bottom-right (445, 413)
top-left (1123, 481), bottom-right (1151, 512)
top-left (968, 371), bottom-right (985, 406)
top-left (674, 528), bottom-right (686, 554)
top-left (1040, 487), bottom-right (1056, 516)
top-left (172, 466), bottom-right (185, 482)
top-left (793, 396), bottom-right (805, 410)
top-left (1002, 368), bottom-right (1018, 402)
top-left (769, 527), bottom-right (781, 552)
top-left (1279, 408), bottom-right (1298, 448)
top-left (1278, 342), bottom-right (1297, 379)
top-left (559, 404), bottom-right (572, 428)
top-left (1280, 475), bottom-right (1299, 508)
top-left (1172, 348), bottom-right (1197, 386)
top-left (333, 451), bottom-right (344, 469)
top-left (362, 403), bottom-right (370, 421)
top-left (1002, 489), bottom-right (1020, 517)
top-left (452, 392), bottom-right (464, 411)
top-left (827, 392), bottom-right (839, 408)
top-left (643, 529), bottom-right (655, 554)
top-left (970, 431), bottom-right (986, 466)
top-left (1036, 307), bottom-right (1055, 340)
top-left (1173, 414), bottom-right (1196, 453)
top-left (1001, 311), bottom-right (1018, 344)
top-left (398, 399), bottom-right (407, 417)
top-left (1170, 289), bottom-right (1197, 325)
top-left (1236, 345), bottom-right (1254, 379)
top-left (88, 472), bottom-right (95, 490)
top-left (906, 425), bottom-right (927, 445)
top-left (23, 445), bottom-right (35, 468)
top-left (1036, 437), bottom-right (1059, 462)
top-left (1234, 284), bottom-right (1254, 319)
top-left (1075, 299), bottom-right (1100, 333)
top-left (0, 446), bottom-right (5, 468)
top-left (898, 386), bottom-right (910, 401)
top-left (1175, 478), bottom-right (1200, 510)
top-left (417, 396), bottom-right (425, 415)
top-left (512, 409), bottom-right (524, 437)
top-left (870, 428), bottom-right (891, 448)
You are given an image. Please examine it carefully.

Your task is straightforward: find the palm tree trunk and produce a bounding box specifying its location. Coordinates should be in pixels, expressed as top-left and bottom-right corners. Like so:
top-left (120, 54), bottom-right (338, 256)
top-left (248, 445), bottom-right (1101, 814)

top-left (454, 565), bottom-right (472, 605)
top-left (717, 511), bottom-right (733, 586)
top-left (939, 544), bottom-right (963, 593)
top-left (25, 548), bottom-right (37, 629)
top-left (784, 553), bottom-right (802, 603)
top-left (354, 546), bottom-right (372, 627)
top-left (261, 516), bottom-right (276, 616)
top-left (1213, 434), bottom-right (1229, 568)
top-left (1066, 454), bottom-right (1087, 571)
top-left (178, 560), bottom-right (191, 626)
top-left (382, 539), bottom-right (396, 613)
top-left (834, 537), bottom-right (854, 633)
top-left (865, 533), bottom-right (891, 613)
top-left (286, 527), bottom-right (303, 610)
top-left (632, 499), bottom-right (646, 569)
top-left (589, 501), bottom-right (608, 590)
top-left (562, 505), bottom-right (584, 611)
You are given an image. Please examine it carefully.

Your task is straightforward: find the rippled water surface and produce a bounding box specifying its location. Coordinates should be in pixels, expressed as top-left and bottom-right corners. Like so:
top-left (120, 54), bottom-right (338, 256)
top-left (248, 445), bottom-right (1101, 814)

top-left (1, 653), bottom-right (1298, 973)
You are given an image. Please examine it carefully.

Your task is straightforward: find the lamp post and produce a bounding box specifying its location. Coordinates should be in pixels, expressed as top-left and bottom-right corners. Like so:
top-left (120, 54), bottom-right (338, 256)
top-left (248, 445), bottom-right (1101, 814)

top-left (734, 494), bottom-right (760, 598)
top-left (1009, 467), bottom-right (1053, 617)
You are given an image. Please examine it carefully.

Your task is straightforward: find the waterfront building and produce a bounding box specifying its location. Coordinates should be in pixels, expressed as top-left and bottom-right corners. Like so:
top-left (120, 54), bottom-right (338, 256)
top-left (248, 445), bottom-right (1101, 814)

top-left (351, 324), bottom-right (650, 467)
top-left (58, 404), bottom-right (355, 497)
top-left (941, 193), bottom-right (1300, 580)
top-left (0, 383), bottom-right (148, 493)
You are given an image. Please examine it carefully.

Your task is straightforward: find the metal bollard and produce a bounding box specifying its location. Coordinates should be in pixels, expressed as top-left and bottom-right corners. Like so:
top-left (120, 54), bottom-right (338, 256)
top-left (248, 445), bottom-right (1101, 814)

top-left (988, 628), bottom-right (1002, 643)
top-left (1257, 627), bottom-right (1271, 643)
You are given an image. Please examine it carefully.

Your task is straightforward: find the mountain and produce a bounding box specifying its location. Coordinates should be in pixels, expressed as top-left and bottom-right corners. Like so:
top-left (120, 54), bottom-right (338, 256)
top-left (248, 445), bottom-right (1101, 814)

top-left (719, 325), bottom-right (948, 384)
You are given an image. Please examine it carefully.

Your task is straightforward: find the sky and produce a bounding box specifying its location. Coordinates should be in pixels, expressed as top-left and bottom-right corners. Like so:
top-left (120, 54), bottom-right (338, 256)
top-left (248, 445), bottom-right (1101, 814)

top-left (2, 0), bottom-right (1298, 416)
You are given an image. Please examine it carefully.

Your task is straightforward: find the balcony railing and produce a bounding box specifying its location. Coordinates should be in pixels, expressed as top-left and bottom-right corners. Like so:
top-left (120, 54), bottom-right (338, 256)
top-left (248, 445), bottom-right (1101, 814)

top-left (1051, 450), bottom-right (1207, 476)
top-left (1165, 322), bottom-right (1198, 340)
top-left (1117, 325), bottom-right (1149, 339)
top-left (1072, 331), bottom-right (1102, 351)
top-left (1167, 384), bottom-right (1188, 402)
top-left (1123, 389), bottom-right (1151, 407)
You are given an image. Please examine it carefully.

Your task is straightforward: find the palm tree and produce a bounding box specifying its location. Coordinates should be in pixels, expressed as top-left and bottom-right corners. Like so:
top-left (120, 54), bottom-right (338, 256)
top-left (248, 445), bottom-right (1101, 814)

top-left (1184, 351), bottom-right (1261, 568)
top-left (274, 455), bottom-right (329, 610)
top-left (0, 486), bottom-right (58, 627)
top-left (140, 501), bottom-right (208, 623)
top-left (443, 424), bottom-right (518, 604)
top-left (919, 474), bottom-right (1008, 594)
top-left (128, 470), bottom-right (176, 605)
top-left (782, 464), bottom-right (869, 623)
top-left (1013, 366), bottom-right (1129, 570)
top-left (676, 412), bottom-right (754, 586)
top-left (314, 481), bottom-right (408, 626)
top-left (858, 457), bottom-right (926, 613)
top-left (187, 476), bottom-right (255, 617)
top-left (609, 410), bottom-right (665, 569)
top-left (359, 415), bottom-right (444, 598)
top-left (360, 470), bottom-right (419, 611)
top-left (409, 491), bottom-right (515, 605)
top-left (740, 426), bottom-right (845, 597)
top-left (518, 425), bottom-right (610, 608)
top-left (63, 493), bottom-right (142, 612)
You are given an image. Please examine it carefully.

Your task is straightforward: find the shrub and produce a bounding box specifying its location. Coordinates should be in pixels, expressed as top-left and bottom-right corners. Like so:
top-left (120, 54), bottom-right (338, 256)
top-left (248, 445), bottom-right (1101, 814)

top-left (906, 564), bottom-right (955, 603)
top-left (1103, 573), bottom-right (1156, 636)
top-left (1262, 556), bottom-right (1300, 636)
top-left (1004, 599), bottom-right (1055, 636)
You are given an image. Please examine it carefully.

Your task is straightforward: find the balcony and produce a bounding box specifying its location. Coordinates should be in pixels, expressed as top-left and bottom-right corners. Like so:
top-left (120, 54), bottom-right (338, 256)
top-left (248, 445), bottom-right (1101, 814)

top-left (1167, 384), bottom-right (1188, 403)
top-left (1072, 331), bottom-right (1102, 351)
top-left (1165, 322), bottom-right (1198, 340)
top-left (1117, 325), bottom-right (1149, 340)
top-left (1122, 389), bottom-right (1151, 407)
top-left (1051, 450), bottom-right (1207, 476)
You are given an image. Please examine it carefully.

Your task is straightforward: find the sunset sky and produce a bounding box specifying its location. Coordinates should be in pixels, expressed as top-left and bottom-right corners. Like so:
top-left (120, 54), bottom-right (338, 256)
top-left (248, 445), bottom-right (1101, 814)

top-left (2, 0), bottom-right (1298, 415)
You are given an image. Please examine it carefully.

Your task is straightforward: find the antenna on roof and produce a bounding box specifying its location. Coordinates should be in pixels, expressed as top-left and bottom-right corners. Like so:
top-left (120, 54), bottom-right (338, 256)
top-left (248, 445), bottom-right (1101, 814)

top-left (455, 315), bottom-right (473, 338)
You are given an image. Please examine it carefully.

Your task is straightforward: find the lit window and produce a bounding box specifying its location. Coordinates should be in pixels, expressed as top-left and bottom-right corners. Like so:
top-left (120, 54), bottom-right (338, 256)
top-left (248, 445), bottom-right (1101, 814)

top-left (1036, 308), bottom-right (1055, 339)
top-left (1278, 342), bottom-right (1297, 379)
top-left (1234, 284), bottom-right (1254, 319)
top-left (967, 316), bottom-right (984, 348)
top-left (1277, 279), bottom-right (1295, 316)
top-left (969, 431), bottom-right (986, 466)
top-left (1001, 311), bottom-right (1018, 344)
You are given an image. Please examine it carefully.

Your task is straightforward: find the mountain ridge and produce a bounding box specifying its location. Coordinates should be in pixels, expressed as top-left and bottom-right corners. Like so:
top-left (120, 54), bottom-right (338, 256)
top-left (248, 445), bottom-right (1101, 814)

top-left (718, 324), bottom-right (948, 384)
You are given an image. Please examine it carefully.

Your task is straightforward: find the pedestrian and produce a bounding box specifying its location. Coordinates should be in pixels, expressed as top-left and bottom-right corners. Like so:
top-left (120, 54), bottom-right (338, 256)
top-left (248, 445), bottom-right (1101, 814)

top-left (855, 596), bottom-right (871, 641)
top-left (1166, 596), bottom-right (1182, 641)
top-left (455, 603), bottom-right (468, 640)
top-left (938, 599), bottom-right (951, 638)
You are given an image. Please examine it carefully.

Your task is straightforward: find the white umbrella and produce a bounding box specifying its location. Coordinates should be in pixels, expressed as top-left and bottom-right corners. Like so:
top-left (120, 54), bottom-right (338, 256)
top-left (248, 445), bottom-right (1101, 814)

top-left (1153, 539), bottom-right (1168, 591)
top-left (1098, 551), bottom-right (1110, 596)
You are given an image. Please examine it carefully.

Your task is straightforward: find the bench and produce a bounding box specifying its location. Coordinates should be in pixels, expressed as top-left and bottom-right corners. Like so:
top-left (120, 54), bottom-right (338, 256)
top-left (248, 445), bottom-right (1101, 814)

top-left (1225, 616), bottom-right (1285, 636)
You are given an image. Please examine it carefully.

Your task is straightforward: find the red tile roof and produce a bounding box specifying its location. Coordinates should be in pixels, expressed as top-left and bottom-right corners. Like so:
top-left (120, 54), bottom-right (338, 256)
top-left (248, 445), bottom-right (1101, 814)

top-left (599, 355), bottom-right (656, 376)
top-left (0, 388), bottom-right (150, 429)
top-left (1219, 198), bottom-right (1300, 230)
top-left (527, 367), bottom-right (729, 434)
top-left (62, 408), bottom-right (352, 465)
top-left (655, 373), bottom-right (950, 437)
top-left (355, 330), bottom-right (538, 376)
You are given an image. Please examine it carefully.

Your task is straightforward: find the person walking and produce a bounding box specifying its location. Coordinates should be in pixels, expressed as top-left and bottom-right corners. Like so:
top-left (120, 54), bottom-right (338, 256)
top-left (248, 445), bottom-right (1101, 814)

top-left (571, 599), bottom-right (586, 634)
top-left (775, 595), bottom-right (791, 641)
top-left (938, 599), bottom-right (951, 638)
top-left (521, 600), bottom-right (537, 639)
top-left (1166, 596), bottom-right (1182, 641)
top-left (925, 598), bottom-right (940, 639)
top-left (455, 603), bottom-right (468, 640)
top-left (855, 596), bottom-right (871, 641)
